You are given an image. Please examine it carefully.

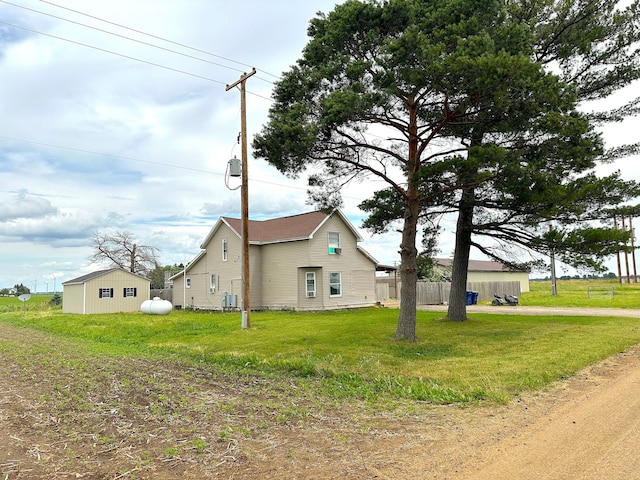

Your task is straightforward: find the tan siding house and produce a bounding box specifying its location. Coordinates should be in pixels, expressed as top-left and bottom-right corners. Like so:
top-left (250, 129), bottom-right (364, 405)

top-left (171, 210), bottom-right (378, 311)
top-left (62, 268), bottom-right (150, 314)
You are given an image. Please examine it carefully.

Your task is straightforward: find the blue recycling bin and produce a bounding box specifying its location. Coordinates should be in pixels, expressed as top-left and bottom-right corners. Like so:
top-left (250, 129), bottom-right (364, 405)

top-left (471, 291), bottom-right (479, 305)
top-left (465, 291), bottom-right (473, 305)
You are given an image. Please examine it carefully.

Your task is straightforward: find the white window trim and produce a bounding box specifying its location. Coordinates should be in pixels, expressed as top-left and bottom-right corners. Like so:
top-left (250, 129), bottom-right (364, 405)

top-left (222, 238), bottom-right (228, 262)
top-left (329, 272), bottom-right (342, 297)
top-left (210, 274), bottom-right (217, 293)
top-left (186, 276), bottom-right (191, 288)
top-left (306, 272), bottom-right (316, 298)
top-left (328, 231), bottom-right (340, 254)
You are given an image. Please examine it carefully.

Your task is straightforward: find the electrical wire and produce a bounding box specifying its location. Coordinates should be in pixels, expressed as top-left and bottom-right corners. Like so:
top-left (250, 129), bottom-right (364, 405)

top-left (1, 1), bottom-right (253, 76)
top-left (0, 19), bottom-right (228, 85)
top-left (0, 17), bottom-right (274, 102)
top-left (0, 134), bottom-right (372, 199)
top-left (37, 0), bottom-right (281, 81)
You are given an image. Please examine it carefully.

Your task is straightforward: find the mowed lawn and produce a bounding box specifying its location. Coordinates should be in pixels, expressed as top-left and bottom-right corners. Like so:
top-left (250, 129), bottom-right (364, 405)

top-left (2, 281), bottom-right (640, 404)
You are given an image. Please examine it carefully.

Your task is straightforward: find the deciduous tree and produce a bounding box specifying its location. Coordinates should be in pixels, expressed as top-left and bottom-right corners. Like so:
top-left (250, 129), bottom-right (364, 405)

top-left (90, 231), bottom-right (159, 276)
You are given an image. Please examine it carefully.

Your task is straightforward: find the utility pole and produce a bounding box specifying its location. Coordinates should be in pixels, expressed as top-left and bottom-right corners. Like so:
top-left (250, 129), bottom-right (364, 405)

top-left (614, 216), bottom-right (623, 283)
top-left (630, 217), bottom-right (638, 283)
top-left (622, 217), bottom-right (631, 284)
top-left (549, 224), bottom-right (557, 296)
top-left (226, 68), bottom-right (256, 329)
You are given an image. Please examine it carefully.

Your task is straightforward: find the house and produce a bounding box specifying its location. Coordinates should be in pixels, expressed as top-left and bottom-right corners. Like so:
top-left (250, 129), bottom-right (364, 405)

top-left (171, 210), bottom-right (378, 311)
top-left (62, 268), bottom-right (150, 314)
top-left (435, 258), bottom-right (530, 292)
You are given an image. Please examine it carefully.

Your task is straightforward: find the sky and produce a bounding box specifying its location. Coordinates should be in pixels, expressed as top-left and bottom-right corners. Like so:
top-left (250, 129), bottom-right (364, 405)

top-left (0, 1), bottom-right (638, 292)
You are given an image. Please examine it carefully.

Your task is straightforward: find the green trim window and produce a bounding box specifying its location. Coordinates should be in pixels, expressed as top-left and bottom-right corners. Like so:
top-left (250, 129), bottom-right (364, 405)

top-left (328, 232), bottom-right (341, 254)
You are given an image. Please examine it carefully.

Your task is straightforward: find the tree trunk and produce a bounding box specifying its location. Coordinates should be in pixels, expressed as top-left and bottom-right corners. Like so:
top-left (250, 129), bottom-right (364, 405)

top-left (396, 96), bottom-right (420, 341)
top-left (447, 187), bottom-right (475, 321)
top-left (396, 201), bottom-right (419, 340)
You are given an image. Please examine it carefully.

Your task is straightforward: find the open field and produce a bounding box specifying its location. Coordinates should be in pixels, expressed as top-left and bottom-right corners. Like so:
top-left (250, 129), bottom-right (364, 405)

top-left (521, 279), bottom-right (640, 308)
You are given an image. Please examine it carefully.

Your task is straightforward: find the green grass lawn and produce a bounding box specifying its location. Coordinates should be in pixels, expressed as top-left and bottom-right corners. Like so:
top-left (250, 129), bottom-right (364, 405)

top-left (2, 296), bottom-right (640, 405)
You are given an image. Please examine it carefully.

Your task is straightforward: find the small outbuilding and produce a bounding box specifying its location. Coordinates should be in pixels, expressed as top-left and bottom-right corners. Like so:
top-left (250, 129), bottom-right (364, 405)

top-left (435, 258), bottom-right (530, 293)
top-left (62, 268), bottom-right (150, 314)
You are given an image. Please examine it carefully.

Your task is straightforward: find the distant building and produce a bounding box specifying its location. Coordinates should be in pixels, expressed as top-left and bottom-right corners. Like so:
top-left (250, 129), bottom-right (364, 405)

top-left (62, 268), bottom-right (150, 314)
top-left (435, 258), bottom-right (530, 292)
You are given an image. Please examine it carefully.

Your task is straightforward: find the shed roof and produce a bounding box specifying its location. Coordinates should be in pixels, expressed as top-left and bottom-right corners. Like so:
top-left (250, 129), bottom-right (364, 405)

top-left (62, 268), bottom-right (149, 285)
top-left (435, 258), bottom-right (528, 273)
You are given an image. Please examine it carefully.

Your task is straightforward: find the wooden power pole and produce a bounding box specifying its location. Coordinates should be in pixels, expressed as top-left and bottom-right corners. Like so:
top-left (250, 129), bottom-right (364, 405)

top-left (226, 68), bottom-right (256, 329)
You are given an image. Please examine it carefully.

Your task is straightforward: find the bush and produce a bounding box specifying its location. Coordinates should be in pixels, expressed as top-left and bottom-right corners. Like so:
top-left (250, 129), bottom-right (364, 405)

top-left (49, 292), bottom-right (62, 306)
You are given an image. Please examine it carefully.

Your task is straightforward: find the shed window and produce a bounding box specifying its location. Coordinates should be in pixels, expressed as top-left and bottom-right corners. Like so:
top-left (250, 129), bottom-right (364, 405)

top-left (123, 287), bottom-right (137, 297)
top-left (210, 274), bottom-right (217, 293)
top-left (186, 277), bottom-right (191, 288)
top-left (329, 272), bottom-right (342, 297)
top-left (99, 288), bottom-right (114, 298)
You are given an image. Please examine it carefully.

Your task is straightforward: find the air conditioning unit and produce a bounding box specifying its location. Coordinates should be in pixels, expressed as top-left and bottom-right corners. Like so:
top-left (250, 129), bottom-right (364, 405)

top-left (334, 248), bottom-right (342, 254)
top-left (307, 292), bottom-right (316, 298)
top-left (222, 293), bottom-right (238, 308)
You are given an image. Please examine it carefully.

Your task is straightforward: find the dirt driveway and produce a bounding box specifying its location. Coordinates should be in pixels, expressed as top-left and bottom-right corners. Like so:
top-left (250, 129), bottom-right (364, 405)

top-left (2, 310), bottom-right (640, 479)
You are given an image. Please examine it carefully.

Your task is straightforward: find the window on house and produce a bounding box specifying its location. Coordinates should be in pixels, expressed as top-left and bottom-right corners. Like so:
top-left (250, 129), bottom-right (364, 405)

top-left (123, 287), bottom-right (137, 297)
top-left (186, 277), bottom-right (191, 288)
top-left (328, 232), bottom-right (340, 254)
top-left (210, 274), bottom-right (217, 293)
top-left (222, 238), bottom-right (228, 261)
top-left (99, 288), bottom-right (114, 298)
top-left (329, 272), bottom-right (341, 297)
top-left (306, 272), bottom-right (316, 298)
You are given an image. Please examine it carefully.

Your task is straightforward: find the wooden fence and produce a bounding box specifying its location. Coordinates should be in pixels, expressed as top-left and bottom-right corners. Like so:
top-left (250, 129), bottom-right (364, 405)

top-left (392, 281), bottom-right (522, 305)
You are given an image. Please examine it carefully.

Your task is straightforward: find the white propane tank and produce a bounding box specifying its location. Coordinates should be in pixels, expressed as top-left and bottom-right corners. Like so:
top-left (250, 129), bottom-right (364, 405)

top-left (141, 297), bottom-right (173, 315)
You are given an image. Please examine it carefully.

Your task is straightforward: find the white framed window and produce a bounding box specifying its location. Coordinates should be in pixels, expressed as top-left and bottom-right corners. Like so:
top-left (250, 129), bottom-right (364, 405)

top-left (210, 274), bottom-right (217, 293)
top-left (306, 272), bottom-right (316, 298)
top-left (329, 272), bottom-right (342, 297)
top-left (186, 277), bottom-right (191, 288)
top-left (99, 288), bottom-right (113, 298)
top-left (328, 232), bottom-right (341, 254)
top-left (123, 287), bottom-right (137, 297)
top-left (222, 238), bottom-right (228, 261)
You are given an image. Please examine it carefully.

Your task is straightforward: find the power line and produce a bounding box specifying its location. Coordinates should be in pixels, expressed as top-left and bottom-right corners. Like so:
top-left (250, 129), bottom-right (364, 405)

top-left (0, 14), bottom-right (274, 101)
top-left (0, 19), bottom-right (229, 85)
top-left (37, 0), bottom-right (281, 81)
top-left (1, 0), bottom-right (254, 76)
top-left (0, 134), bottom-right (361, 198)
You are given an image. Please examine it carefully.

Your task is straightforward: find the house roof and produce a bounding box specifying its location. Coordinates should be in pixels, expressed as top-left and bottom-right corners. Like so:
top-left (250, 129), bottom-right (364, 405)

top-left (200, 210), bottom-right (363, 248)
top-left (171, 210), bottom-right (378, 278)
top-left (62, 268), bottom-right (150, 285)
top-left (435, 258), bottom-right (528, 273)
